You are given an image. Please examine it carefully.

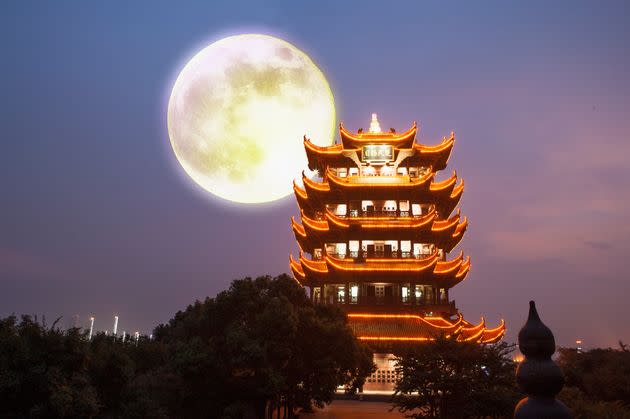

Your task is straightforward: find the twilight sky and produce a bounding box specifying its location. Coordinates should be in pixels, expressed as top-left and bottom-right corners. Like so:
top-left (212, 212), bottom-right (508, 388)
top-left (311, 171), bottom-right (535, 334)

top-left (1, 1), bottom-right (629, 347)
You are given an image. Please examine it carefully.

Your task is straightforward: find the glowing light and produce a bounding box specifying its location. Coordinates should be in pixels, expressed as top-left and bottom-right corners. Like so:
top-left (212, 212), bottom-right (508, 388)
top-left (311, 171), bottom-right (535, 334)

top-left (413, 132), bottom-right (455, 153)
top-left (368, 113), bottom-right (382, 133)
top-left (348, 313), bottom-right (463, 330)
top-left (339, 121), bottom-right (417, 144)
top-left (88, 317), bottom-right (95, 341)
top-left (430, 171), bottom-right (458, 192)
top-left (357, 336), bottom-right (433, 341)
top-left (326, 167), bottom-right (433, 188)
top-left (167, 34), bottom-right (335, 204)
top-left (288, 120), bottom-right (506, 346)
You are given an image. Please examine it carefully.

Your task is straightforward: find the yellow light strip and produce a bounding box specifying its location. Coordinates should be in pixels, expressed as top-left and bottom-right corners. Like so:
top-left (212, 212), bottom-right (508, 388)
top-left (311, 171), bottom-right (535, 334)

top-left (432, 213), bottom-right (460, 232)
top-left (293, 181), bottom-right (308, 199)
top-left (302, 172), bottom-right (330, 192)
top-left (450, 179), bottom-right (465, 198)
top-left (483, 319), bottom-right (506, 334)
top-left (325, 207), bottom-right (436, 223)
top-left (357, 336), bottom-right (434, 341)
top-left (288, 255), bottom-right (305, 278)
top-left (340, 121), bottom-right (417, 142)
top-left (461, 317), bottom-right (485, 333)
top-left (303, 137), bottom-right (345, 153)
top-left (326, 167), bottom-right (433, 189)
top-left (430, 171), bottom-right (457, 192)
top-left (434, 252), bottom-right (464, 274)
top-left (324, 209), bottom-right (437, 230)
top-left (454, 217), bottom-right (468, 234)
top-left (291, 217), bottom-right (307, 237)
top-left (326, 254), bottom-right (438, 272)
top-left (414, 132), bottom-right (455, 153)
top-left (348, 313), bottom-right (462, 330)
top-left (299, 254), bottom-right (329, 273)
top-left (455, 258), bottom-right (472, 279)
top-left (480, 323), bottom-right (507, 343)
top-left (300, 211), bottom-right (329, 231)
top-left (325, 212), bottom-right (350, 228)
top-left (459, 326), bottom-right (486, 342)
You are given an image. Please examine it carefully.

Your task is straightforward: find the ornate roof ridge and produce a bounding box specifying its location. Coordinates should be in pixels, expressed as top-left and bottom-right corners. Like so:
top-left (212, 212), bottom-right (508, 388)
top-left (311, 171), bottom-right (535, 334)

top-left (339, 120), bottom-right (417, 142)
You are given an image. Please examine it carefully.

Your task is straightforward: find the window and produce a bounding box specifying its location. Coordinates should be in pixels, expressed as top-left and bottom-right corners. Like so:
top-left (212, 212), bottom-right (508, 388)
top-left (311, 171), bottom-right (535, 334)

top-left (350, 284), bottom-right (358, 303)
top-left (362, 166), bottom-right (375, 176)
top-left (337, 286), bottom-right (345, 304)
top-left (415, 285), bottom-right (423, 302)
top-left (401, 286), bottom-right (409, 303)
top-left (313, 287), bottom-right (321, 303)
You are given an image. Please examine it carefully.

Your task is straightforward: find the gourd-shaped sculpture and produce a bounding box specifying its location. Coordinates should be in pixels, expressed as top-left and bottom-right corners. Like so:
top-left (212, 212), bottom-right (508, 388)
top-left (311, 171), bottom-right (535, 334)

top-left (514, 301), bottom-right (572, 418)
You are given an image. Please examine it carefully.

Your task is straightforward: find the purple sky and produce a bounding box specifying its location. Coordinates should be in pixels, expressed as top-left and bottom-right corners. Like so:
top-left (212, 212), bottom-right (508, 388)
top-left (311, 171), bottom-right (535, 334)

top-left (1, 1), bottom-right (629, 347)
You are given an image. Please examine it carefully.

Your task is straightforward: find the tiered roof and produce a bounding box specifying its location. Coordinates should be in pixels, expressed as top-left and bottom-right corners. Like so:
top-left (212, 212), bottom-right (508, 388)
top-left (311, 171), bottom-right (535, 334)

top-left (305, 124), bottom-right (455, 173)
top-left (291, 208), bottom-right (467, 253)
top-left (347, 314), bottom-right (506, 344)
top-left (289, 117), bottom-right (505, 345)
top-left (294, 170), bottom-right (464, 219)
top-left (290, 252), bottom-right (470, 287)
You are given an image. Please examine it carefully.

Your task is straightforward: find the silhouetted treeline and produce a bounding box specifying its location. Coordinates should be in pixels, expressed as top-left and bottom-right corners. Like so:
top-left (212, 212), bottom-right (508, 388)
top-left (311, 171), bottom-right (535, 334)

top-left (0, 274), bottom-right (373, 419)
top-left (557, 343), bottom-right (630, 418)
top-left (390, 339), bottom-right (630, 419)
top-left (2, 274), bottom-right (630, 419)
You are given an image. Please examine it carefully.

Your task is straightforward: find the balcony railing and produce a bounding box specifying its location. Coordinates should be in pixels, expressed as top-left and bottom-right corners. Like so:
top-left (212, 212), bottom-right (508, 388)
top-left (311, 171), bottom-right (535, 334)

top-left (315, 296), bottom-right (455, 309)
top-left (330, 251), bottom-right (434, 260)
top-left (340, 210), bottom-right (421, 218)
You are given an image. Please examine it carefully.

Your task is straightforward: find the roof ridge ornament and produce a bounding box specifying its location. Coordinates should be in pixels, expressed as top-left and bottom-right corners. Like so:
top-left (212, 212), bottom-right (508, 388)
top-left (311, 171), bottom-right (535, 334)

top-left (368, 113), bottom-right (382, 133)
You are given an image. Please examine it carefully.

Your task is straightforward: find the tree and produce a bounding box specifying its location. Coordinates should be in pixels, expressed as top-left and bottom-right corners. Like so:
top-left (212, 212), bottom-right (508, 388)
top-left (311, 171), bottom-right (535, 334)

top-left (153, 274), bottom-right (374, 418)
top-left (558, 386), bottom-right (630, 419)
top-left (557, 343), bottom-right (630, 418)
top-left (0, 274), bottom-right (374, 418)
top-left (557, 343), bottom-right (630, 405)
top-left (0, 315), bottom-right (100, 419)
top-left (392, 336), bottom-right (518, 419)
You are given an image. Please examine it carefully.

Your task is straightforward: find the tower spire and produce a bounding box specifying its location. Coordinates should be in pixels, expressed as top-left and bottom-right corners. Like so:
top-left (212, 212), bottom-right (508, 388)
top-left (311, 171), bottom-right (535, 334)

top-left (368, 113), bottom-right (382, 133)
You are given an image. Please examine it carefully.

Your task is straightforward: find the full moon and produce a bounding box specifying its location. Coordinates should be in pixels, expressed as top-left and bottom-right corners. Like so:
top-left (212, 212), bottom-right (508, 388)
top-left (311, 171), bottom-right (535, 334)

top-left (167, 34), bottom-right (335, 204)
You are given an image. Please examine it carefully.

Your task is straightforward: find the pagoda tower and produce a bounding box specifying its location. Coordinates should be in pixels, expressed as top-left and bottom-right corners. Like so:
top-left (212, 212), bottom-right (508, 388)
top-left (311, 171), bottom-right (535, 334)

top-left (289, 115), bottom-right (505, 390)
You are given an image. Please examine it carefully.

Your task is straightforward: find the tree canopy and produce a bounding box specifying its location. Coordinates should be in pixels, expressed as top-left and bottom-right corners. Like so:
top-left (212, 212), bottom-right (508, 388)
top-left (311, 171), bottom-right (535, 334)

top-left (392, 337), bottom-right (518, 419)
top-left (557, 343), bottom-right (630, 419)
top-left (0, 274), bottom-right (373, 419)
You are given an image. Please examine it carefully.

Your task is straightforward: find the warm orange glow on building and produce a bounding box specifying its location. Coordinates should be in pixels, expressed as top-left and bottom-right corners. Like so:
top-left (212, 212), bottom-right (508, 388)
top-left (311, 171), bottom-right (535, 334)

top-left (289, 115), bottom-right (506, 390)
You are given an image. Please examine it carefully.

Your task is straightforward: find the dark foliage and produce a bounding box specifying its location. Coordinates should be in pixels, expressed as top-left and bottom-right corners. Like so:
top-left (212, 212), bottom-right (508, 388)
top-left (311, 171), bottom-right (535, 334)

top-left (0, 315), bottom-right (100, 418)
top-left (557, 342), bottom-right (630, 418)
top-left (392, 336), bottom-right (519, 419)
top-left (0, 274), bottom-right (373, 419)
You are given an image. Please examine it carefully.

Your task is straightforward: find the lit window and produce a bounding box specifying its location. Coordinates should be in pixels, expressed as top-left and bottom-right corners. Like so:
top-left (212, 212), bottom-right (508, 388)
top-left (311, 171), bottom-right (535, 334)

top-left (362, 166), bottom-right (375, 176)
